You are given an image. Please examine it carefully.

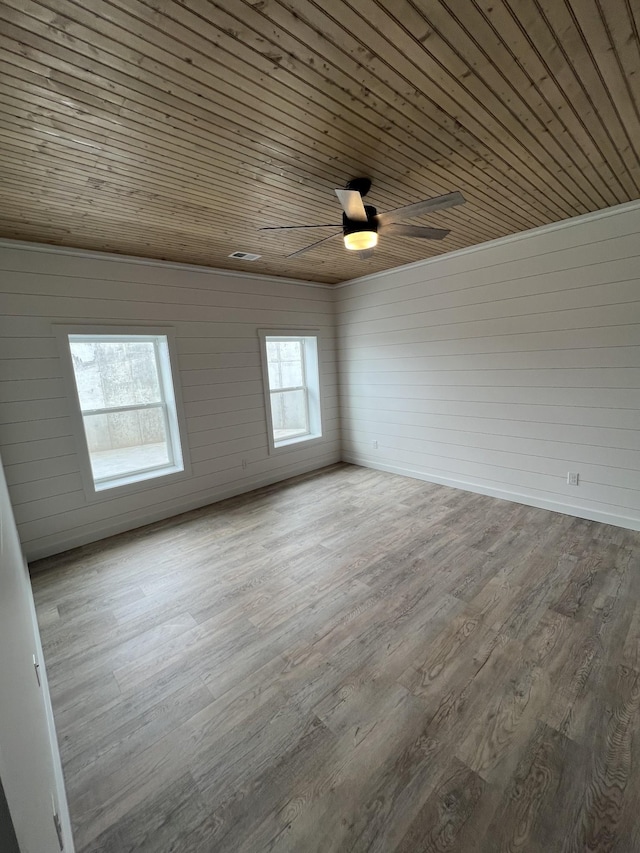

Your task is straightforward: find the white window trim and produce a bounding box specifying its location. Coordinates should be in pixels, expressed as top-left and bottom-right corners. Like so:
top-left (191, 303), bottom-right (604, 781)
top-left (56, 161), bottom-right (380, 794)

top-left (55, 324), bottom-right (191, 502)
top-left (258, 328), bottom-right (323, 455)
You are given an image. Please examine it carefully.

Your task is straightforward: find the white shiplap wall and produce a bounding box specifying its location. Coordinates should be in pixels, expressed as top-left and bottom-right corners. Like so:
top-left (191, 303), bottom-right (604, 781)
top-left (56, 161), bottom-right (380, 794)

top-left (0, 242), bottom-right (340, 560)
top-left (337, 201), bottom-right (640, 531)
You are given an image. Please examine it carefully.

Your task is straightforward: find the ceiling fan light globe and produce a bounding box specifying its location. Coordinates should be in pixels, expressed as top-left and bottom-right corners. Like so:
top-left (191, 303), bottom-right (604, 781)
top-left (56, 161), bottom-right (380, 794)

top-left (344, 230), bottom-right (378, 251)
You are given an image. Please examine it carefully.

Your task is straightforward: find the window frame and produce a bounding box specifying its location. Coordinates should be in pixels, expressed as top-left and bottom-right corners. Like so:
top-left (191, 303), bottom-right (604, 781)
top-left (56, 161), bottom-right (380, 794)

top-left (55, 325), bottom-right (191, 500)
top-left (258, 329), bottom-right (323, 454)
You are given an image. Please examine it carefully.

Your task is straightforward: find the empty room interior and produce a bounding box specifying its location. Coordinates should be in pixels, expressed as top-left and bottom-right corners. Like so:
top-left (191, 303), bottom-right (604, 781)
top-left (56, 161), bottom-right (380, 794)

top-left (1, 1), bottom-right (640, 851)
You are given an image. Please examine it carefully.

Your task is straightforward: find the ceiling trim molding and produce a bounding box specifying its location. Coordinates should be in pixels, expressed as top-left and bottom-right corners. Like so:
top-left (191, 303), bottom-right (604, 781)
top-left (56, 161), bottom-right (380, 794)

top-left (0, 239), bottom-right (333, 289)
top-left (335, 199), bottom-right (640, 289)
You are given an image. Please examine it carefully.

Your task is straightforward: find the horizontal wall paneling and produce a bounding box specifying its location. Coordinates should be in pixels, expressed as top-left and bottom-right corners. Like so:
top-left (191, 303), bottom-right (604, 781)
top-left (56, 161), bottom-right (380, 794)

top-left (0, 243), bottom-right (340, 558)
top-left (337, 202), bottom-right (640, 530)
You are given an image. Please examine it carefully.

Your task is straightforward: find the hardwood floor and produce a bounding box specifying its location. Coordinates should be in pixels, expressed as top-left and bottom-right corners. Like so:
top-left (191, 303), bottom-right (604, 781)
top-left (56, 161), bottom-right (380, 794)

top-left (31, 463), bottom-right (640, 852)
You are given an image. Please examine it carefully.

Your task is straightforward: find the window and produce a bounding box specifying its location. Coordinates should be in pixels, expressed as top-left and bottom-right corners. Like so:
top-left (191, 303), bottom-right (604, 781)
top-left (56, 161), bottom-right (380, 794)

top-left (259, 331), bottom-right (322, 451)
top-left (65, 332), bottom-right (186, 492)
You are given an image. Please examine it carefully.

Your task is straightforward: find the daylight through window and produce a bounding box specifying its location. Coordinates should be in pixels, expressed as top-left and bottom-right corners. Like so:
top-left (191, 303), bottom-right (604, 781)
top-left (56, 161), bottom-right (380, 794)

top-left (259, 332), bottom-right (322, 451)
top-left (67, 334), bottom-right (184, 491)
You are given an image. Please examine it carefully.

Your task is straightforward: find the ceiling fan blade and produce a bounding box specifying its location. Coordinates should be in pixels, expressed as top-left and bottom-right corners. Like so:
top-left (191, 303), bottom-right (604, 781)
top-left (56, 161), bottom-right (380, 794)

top-left (286, 231), bottom-right (342, 259)
top-left (259, 224), bottom-right (341, 230)
top-left (357, 249), bottom-right (375, 260)
top-left (379, 223), bottom-right (450, 240)
top-left (335, 189), bottom-right (368, 221)
top-left (376, 191), bottom-right (465, 226)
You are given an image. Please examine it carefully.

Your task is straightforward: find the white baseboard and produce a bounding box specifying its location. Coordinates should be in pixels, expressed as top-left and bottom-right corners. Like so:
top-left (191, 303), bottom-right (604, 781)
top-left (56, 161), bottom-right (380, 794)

top-left (342, 453), bottom-right (640, 532)
top-left (27, 452), bottom-right (341, 564)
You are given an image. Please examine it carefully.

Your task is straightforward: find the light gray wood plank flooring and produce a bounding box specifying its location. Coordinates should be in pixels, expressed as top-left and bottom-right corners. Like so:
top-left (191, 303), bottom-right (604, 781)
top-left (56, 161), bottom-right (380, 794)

top-left (31, 463), bottom-right (640, 852)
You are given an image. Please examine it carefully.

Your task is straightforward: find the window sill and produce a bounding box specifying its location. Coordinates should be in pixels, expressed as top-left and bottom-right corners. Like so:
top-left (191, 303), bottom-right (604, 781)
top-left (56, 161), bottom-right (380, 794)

top-left (272, 432), bottom-right (323, 452)
top-left (94, 463), bottom-right (185, 492)
top-left (81, 463), bottom-right (188, 502)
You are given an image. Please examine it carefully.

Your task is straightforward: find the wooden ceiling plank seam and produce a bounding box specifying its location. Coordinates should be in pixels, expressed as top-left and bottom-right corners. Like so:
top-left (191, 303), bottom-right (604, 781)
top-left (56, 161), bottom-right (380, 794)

top-left (31, 0), bottom-right (520, 208)
top-left (3, 217), bottom-right (424, 284)
top-left (223, 0), bottom-right (565, 220)
top-left (0, 51), bottom-right (127, 112)
top-left (0, 133), bottom-right (347, 243)
top-left (0, 216), bottom-right (348, 282)
top-left (534, 0), bottom-right (640, 194)
top-left (0, 168), bottom-right (340, 243)
top-left (534, 0), bottom-right (640, 193)
top-left (72, 4), bottom-right (556, 228)
top-left (0, 180), bottom-right (467, 268)
top-left (10, 0), bottom-right (452, 184)
top-left (470, 0), bottom-right (628, 205)
top-left (117, 0), bottom-right (472, 179)
top-left (0, 163), bottom-right (461, 261)
top-left (0, 184), bottom-right (272, 236)
top-left (127, 0), bottom-right (508, 223)
top-left (0, 0), bottom-right (638, 280)
top-left (0, 156), bottom-right (285, 233)
top-left (0, 60), bottom-right (374, 218)
top-left (0, 168), bottom-right (299, 229)
top-left (1, 10), bottom-right (544, 238)
top-left (0, 78), bottom-right (505, 247)
top-left (0, 102), bottom-right (114, 147)
top-left (259, 0), bottom-right (569, 221)
top-left (0, 203), bottom-right (599, 281)
top-left (286, 0), bottom-right (579, 216)
top-left (626, 0), bottom-right (640, 44)
top-left (616, 0), bottom-right (640, 109)
top-left (427, 0), bottom-right (619, 207)
top-left (0, 197), bottom-right (464, 278)
top-left (0, 123), bottom-right (109, 166)
top-left (0, 131), bottom-right (487, 255)
top-left (0, 63), bottom-right (458, 240)
top-left (0, 26), bottom-right (544, 245)
top-left (0, 122), bottom-right (486, 251)
top-left (0, 103), bottom-right (369, 230)
top-left (592, 0), bottom-right (640, 158)
top-left (379, 0), bottom-right (608, 210)
top-left (41, 72), bottom-right (127, 113)
top-left (0, 122), bottom-right (102, 169)
top-left (138, 0), bottom-right (554, 228)
top-left (259, 0), bottom-right (567, 219)
top-left (165, 0), bottom-right (556, 223)
top-left (0, 49), bottom-right (456, 243)
top-left (481, 0), bottom-right (633, 203)
top-left (0, 99), bottom-right (317, 217)
top-left (0, 20), bottom-right (544, 236)
top-left (0, 57), bottom-right (123, 120)
top-left (0, 175), bottom-right (471, 265)
top-left (91, 0), bottom-right (462, 189)
top-left (46, 76), bottom-right (126, 111)
top-left (0, 191), bottom-right (608, 280)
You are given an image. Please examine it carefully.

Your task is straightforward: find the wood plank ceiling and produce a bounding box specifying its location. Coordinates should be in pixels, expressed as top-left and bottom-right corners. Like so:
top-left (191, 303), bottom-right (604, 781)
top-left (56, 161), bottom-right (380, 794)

top-left (0, 0), bottom-right (639, 284)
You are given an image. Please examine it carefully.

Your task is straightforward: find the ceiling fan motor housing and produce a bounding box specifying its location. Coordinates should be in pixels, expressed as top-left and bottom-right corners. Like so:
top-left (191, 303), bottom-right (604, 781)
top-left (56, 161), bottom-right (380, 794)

top-left (345, 177), bottom-right (372, 197)
top-left (342, 205), bottom-right (378, 237)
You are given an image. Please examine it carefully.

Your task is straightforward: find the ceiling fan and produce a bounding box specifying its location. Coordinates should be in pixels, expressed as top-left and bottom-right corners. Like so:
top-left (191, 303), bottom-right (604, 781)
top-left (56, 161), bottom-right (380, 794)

top-left (260, 179), bottom-right (466, 260)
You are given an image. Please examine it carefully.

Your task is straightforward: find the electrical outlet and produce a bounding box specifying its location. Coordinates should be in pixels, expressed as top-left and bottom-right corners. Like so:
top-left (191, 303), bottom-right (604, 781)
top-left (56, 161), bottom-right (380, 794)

top-left (567, 472), bottom-right (579, 486)
top-left (372, 440), bottom-right (378, 449)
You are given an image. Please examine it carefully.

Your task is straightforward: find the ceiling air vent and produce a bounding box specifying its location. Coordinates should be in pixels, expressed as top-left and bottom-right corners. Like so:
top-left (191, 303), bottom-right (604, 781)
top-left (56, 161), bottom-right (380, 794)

top-left (228, 251), bottom-right (261, 261)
